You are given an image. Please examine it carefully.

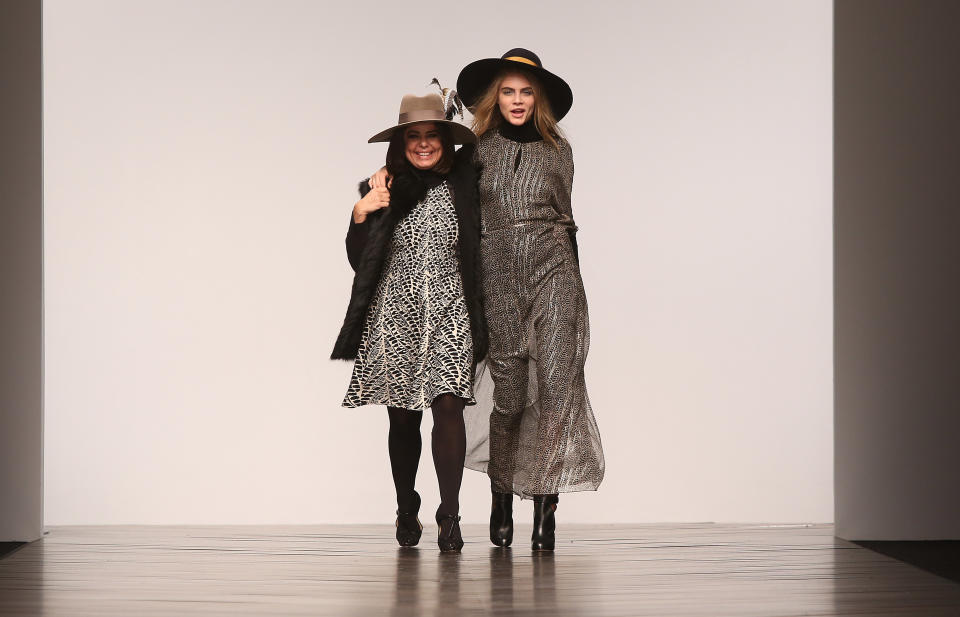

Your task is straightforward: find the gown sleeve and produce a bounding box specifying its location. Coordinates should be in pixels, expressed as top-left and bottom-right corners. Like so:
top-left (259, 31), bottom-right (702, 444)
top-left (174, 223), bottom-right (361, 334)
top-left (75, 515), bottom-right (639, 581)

top-left (554, 142), bottom-right (580, 264)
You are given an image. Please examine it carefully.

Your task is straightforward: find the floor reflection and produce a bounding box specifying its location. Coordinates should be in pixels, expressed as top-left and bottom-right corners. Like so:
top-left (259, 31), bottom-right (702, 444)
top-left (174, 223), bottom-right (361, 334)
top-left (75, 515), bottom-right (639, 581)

top-left (531, 551), bottom-right (558, 611)
top-left (489, 547), bottom-right (514, 613)
top-left (435, 551), bottom-right (462, 616)
top-left (390, 548), bottom-right (420, 617)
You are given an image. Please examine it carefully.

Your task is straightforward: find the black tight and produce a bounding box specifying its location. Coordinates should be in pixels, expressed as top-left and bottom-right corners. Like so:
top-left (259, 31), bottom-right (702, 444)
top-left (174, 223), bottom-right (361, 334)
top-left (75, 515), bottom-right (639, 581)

top-left (430, 394), bottom-right (467, 517)
top-left (386, 407), bottom-right (422, 513)
top-left (387, 393), bottom-right (466, 517)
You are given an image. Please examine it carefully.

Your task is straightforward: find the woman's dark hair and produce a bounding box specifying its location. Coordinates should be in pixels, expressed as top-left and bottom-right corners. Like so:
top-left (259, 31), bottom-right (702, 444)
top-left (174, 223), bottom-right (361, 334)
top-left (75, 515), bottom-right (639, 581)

top-left (385, 122), bottom-right (456, 176)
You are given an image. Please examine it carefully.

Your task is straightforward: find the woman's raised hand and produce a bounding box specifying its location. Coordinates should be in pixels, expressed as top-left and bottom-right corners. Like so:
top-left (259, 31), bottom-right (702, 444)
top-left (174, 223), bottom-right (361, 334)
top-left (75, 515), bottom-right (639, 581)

top-left (368, 166), bottom-right (392, 189)
top-left (353, 186), bottom-right (390, 224)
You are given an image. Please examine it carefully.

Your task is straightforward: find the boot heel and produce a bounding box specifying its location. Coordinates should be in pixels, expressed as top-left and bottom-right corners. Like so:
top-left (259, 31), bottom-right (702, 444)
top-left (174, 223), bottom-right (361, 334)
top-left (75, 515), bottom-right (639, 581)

top-left (490, 491), bottom-right (514, 547)
top-left (531, 494), bottom-right (558, 551)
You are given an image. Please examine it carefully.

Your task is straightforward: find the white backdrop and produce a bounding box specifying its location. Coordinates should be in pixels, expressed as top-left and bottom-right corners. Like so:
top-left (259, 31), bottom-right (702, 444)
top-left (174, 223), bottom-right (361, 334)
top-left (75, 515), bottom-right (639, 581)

top-left (43, 0), bottom-right (832, 525)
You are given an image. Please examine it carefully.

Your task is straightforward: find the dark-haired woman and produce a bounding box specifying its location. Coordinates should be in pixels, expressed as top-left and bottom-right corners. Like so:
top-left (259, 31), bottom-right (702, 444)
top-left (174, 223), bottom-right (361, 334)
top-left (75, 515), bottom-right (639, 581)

top-left (332, 93), bottom-right (486, 553)
top-left (457, 49), bottom-right (604, 551)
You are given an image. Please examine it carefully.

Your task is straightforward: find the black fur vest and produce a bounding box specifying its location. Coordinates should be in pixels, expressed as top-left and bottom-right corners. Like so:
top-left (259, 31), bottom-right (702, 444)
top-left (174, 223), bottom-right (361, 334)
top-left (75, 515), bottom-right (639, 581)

top-left (331, 144), bottom-right (488, 365)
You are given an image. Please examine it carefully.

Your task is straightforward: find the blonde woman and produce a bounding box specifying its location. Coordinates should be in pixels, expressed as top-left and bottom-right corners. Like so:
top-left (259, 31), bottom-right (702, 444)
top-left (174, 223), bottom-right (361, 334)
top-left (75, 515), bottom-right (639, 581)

top-left (456, 48), bottom-right (604, 551)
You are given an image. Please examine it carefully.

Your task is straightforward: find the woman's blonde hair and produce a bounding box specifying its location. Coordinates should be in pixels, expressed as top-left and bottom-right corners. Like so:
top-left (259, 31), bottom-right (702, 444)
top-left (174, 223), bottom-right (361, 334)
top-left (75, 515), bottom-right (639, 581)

top-left (470, 69), bottom-right (564, 149)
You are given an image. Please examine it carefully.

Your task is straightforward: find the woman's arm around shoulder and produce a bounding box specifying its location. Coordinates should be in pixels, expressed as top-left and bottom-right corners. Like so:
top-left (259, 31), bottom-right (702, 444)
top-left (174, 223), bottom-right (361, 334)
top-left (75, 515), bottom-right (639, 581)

top-left (456, 142), bottom-right (477, 167)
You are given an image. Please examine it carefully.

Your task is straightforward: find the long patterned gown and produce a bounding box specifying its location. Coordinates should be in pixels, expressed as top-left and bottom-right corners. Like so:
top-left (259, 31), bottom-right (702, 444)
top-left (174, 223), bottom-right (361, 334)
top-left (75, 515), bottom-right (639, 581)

top-left (465, 124), bottom-right (604, 497)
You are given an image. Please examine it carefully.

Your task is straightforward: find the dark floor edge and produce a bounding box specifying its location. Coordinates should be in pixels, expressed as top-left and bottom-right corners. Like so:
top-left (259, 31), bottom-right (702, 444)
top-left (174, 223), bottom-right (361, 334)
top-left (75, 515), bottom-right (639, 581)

top-left (0, 542), bottom-right (28, 561)
top-left (854, 541), bottom-right (960, 585)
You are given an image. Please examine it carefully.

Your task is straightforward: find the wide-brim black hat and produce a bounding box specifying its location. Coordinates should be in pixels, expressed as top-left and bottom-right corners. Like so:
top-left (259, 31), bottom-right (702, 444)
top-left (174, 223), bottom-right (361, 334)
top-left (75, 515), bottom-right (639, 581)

top-left (456, 48), bottom-right (573, 121)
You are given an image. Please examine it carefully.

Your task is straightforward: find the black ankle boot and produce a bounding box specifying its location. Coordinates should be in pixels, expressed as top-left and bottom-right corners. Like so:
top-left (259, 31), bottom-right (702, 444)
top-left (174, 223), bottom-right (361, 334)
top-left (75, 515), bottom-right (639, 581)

top-left (395, 491), bottom-right (422, 547)
top-left (490, 491), bottom-right (514, 547)
top-left (531, 494), bottom-right (559, 551)
top-left (436, 513), bottom-right (464, 553)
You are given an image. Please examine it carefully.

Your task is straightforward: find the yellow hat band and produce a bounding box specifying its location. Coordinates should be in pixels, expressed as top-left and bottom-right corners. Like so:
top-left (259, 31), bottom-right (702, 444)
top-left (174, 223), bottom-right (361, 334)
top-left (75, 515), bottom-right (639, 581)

top-left (504, 56), bottom-right (538, 67)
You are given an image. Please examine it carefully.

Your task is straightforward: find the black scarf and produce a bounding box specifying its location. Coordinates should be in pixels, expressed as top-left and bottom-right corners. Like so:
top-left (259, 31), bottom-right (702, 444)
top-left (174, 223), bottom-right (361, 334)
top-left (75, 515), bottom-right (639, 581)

top-left (386, 167), bottom-right (447, 220)
top-left (498, 120), bottom-right (543, 143)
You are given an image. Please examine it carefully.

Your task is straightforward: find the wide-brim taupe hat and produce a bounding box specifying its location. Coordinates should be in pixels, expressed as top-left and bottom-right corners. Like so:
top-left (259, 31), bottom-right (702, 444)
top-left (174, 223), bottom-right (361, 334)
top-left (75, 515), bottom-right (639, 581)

top-left (456, 48), bottom-right (573, 121)
top-left (368, 93), bottom-right (475, 144)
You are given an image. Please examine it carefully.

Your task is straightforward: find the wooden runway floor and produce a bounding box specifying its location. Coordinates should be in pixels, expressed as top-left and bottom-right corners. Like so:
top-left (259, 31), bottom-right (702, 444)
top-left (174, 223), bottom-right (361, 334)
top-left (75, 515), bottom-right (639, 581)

top-left (1, 524), bottom-right (959, 616)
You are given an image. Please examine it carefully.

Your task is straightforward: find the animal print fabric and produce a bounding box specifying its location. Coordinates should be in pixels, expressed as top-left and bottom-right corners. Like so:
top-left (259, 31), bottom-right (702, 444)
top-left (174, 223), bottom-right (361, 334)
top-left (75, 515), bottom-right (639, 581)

top-left (342, 182), bottom-right (474, 411)
top-left (464, 129), bottom-right (605, 497)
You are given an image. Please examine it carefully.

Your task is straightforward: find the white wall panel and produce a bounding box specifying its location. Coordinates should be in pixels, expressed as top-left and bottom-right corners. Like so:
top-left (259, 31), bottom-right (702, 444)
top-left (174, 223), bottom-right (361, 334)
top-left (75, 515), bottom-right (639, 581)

top-left (44, 0), bottom-right (832, 524)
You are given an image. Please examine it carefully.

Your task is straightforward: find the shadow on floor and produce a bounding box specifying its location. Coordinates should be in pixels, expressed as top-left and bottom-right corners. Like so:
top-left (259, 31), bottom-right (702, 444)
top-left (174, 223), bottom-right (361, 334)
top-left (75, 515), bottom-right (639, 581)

top-left (0, 543), bottom-right (26, 561)
top-left (854, 541), bottom-right (960, 584)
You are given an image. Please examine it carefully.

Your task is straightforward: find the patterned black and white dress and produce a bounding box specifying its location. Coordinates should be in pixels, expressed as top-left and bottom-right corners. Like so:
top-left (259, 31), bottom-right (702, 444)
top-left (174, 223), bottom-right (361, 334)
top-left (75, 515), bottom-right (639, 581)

top-left (342, 181), bottom-right (475, 410)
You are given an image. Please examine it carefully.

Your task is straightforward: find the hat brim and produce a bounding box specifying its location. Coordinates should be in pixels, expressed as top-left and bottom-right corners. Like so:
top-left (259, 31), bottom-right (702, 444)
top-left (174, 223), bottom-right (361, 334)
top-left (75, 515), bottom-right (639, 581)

top-left (456, 58), bottom-right (573, 121)
top-left (368, 119), bottom-right (476, 144)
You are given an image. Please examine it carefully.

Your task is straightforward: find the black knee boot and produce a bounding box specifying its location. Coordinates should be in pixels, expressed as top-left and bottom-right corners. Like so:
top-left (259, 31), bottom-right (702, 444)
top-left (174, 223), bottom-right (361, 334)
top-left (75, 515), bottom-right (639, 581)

top-left (531, 494), bottom-right (559, 551)
top-left (490, 491), bottom-right (514, 547)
